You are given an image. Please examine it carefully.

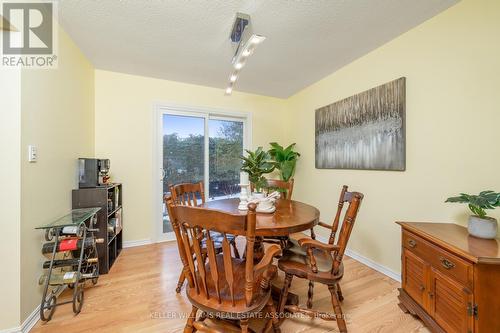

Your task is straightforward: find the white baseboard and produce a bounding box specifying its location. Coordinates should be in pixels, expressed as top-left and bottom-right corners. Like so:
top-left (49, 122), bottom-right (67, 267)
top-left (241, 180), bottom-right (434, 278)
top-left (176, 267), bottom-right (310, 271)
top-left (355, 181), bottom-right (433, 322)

top-left (19, 304), bottom-right (39, 333)
top-left (159, 234), bottom-right (177, 242)
top-left (344, 248), bottom-right (401, 282)
top-left (122, 239), bottom-right (152, 248)
top-left (123, 235), bottom-right (177, 248)
top-left (315, 235), bottom-right (401, 282)
top-left (0, 287), bottom-right (66, 333)
top-left (0, 325), bottom-right (19, 333)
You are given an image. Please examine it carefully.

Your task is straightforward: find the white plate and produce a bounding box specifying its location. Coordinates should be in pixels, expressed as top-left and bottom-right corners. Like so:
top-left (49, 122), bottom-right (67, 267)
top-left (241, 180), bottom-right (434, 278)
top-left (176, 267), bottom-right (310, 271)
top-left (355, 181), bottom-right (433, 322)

top-left (256, 206), bottom-right (276, 213)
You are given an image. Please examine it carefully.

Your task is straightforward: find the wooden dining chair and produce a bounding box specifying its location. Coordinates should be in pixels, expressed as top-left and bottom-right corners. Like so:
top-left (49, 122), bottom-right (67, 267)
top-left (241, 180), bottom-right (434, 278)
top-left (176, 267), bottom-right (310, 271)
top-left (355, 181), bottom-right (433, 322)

top-left (164, 194), bottom-right (223, 294)
top-left (168, 200), bottom-right (282, 333)
top-left (277, 186), bottom-right (363, 333)
top-left (264, 178), bottom-right (294, 199)
top-left (170, 182), bottom-right (240, 293)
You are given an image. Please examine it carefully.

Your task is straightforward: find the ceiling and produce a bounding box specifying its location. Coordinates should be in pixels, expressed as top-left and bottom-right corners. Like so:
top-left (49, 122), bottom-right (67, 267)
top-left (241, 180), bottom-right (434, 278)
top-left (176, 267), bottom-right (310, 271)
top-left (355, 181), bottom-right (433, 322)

top-left (59, 0), bottom-right (457, 98)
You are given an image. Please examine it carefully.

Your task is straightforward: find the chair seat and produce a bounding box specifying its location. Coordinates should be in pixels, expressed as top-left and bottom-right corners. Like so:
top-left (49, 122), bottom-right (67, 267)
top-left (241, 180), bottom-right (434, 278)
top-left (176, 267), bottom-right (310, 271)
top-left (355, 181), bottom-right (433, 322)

top-left (278, 238), bottom-right (343, 284)
top-left (186, 254), bottom-right (271, 318)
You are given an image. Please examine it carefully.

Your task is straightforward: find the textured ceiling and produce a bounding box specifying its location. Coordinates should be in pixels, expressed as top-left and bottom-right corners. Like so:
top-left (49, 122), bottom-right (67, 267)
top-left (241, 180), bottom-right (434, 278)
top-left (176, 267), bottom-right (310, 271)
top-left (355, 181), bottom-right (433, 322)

top-left (59, 0), bottom-right (457, 98)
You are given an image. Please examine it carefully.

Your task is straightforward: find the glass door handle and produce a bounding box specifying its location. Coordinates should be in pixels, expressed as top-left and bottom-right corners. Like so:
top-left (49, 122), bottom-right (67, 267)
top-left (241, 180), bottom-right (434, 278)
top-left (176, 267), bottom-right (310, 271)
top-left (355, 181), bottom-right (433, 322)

top-left (161, 169), bottom-right (166, 181)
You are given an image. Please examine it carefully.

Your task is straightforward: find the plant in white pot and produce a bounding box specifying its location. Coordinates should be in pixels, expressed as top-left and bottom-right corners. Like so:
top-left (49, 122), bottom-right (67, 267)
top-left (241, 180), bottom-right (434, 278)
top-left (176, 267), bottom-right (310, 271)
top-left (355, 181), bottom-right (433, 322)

top-left (446, 191), bottom-right (500, 239)
top-left (240, 147), bottom-right (275, 198)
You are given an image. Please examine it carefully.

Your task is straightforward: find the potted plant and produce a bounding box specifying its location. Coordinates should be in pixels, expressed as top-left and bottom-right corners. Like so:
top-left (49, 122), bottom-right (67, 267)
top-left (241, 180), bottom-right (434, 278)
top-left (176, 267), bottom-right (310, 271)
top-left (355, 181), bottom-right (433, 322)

top-left (446, 190), bottom-right (500, 239)
top-left (268, 142), bottom-right (300, 181)
top-left (240, 147), bottom-right (275, 197)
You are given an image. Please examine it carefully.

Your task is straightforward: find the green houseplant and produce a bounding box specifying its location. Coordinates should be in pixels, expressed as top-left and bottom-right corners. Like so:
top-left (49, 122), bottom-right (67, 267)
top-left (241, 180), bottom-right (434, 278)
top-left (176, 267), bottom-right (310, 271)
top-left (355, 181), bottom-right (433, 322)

top-left (240, 147), bottom-right (275, 193)
top-left (268, 142), bottom-right (301, 181)
top-left (446, 190), bottom-right (500, 239)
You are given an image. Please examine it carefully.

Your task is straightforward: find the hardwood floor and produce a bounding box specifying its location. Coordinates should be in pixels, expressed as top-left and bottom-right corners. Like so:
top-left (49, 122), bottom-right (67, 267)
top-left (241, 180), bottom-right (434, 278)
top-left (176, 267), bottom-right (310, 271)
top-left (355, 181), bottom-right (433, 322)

top-left (31, 240), bottom-right (429, 333)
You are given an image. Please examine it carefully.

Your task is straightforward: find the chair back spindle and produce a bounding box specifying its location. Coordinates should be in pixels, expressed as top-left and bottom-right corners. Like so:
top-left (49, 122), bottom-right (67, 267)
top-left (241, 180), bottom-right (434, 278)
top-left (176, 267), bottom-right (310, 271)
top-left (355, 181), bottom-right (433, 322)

top-left (330, 189), bottom-right (363, 273)
top-left (244, 207), bottom-right (256, 306)
top-left (328, 185), bottom-right (348, 244)
top-left (205, 230), bottom-right (221, 302)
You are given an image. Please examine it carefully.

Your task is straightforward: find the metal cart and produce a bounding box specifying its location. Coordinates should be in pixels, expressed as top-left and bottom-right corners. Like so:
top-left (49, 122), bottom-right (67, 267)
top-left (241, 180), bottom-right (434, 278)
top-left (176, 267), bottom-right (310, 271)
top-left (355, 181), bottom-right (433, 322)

top-left (35, 207), bottom-right (101, 321)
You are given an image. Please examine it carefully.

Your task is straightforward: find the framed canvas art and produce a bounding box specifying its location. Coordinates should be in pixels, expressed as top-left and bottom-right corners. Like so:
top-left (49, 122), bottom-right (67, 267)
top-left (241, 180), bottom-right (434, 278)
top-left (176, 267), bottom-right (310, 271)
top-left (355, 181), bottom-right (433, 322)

top-left (315, 77), bottom-right (406, 170)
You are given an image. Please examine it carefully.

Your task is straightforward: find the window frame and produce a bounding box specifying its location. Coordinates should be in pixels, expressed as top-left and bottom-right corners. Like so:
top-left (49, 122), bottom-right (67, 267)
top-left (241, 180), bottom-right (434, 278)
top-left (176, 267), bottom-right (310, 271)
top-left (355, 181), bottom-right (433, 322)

top-left (153, 103), bottom-right (252, 242)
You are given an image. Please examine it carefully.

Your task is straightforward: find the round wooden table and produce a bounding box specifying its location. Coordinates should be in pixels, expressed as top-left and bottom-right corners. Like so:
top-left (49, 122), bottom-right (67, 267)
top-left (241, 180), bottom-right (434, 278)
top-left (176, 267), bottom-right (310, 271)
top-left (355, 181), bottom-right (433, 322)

top-left (202, 198), bottom-right (320, 237)
top-left (202, 198), bottom-right (319, 307)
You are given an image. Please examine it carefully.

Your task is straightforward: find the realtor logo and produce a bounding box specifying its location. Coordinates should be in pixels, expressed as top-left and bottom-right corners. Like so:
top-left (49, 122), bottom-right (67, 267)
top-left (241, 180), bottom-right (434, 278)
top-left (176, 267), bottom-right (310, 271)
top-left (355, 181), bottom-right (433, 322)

top-left (1, 0), bottom-right (58, 68)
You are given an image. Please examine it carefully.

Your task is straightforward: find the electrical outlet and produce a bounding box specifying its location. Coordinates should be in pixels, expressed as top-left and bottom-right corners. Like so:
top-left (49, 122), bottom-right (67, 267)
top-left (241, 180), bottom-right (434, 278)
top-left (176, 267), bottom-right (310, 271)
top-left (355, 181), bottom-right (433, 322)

top-left (28, 145), bottom-right (37, 162)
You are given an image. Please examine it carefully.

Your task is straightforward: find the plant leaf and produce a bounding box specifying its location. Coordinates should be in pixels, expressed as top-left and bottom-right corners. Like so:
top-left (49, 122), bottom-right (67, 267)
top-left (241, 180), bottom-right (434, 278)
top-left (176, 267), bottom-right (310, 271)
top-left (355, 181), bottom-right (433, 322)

top-left (447, 191), bottom-right (500, 217)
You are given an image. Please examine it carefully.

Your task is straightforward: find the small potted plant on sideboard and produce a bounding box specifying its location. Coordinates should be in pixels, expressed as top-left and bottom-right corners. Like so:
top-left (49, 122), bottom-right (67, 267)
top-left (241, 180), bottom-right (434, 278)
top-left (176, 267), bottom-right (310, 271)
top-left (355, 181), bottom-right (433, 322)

top-left (446, 190), bottom-right (500, 239)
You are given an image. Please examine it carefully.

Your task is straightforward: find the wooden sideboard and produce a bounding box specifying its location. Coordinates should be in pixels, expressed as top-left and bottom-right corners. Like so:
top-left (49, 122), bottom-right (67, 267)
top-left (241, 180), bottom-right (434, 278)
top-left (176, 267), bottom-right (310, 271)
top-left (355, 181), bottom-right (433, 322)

top-left (397, 222), bottom-right (500, 333)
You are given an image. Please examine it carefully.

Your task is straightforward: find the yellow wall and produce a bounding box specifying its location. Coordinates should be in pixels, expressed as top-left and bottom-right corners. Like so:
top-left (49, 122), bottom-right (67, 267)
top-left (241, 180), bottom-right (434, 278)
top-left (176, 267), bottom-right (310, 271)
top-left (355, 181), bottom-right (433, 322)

top-left (285, 0), bottom-right (500, 273)
top-left (94, 70), bottom-right (287, 243)
top-left (0, 66), bottom-right (22, 330)
top-left (20, 27), bottom-right (95, 321)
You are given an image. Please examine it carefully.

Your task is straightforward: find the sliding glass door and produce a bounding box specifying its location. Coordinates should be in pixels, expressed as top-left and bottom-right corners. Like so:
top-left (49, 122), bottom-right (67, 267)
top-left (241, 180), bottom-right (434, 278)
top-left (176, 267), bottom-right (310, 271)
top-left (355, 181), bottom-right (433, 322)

top-left (157, 107), bottom-right (248, 240)
top-left (208, 117), bottom-right (244, 199)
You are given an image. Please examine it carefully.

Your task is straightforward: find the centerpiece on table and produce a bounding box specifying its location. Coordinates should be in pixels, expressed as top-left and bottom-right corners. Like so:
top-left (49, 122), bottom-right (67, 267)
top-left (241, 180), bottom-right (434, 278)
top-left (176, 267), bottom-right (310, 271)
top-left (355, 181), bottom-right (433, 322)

top-left (240, 147), bottom-right (275, 199)
top-left (239, 144), bottom-right (301, 212)
top-left (239, 147), bottom-right (275, 212)
top-left (446, 190), bottom-right (500, 239)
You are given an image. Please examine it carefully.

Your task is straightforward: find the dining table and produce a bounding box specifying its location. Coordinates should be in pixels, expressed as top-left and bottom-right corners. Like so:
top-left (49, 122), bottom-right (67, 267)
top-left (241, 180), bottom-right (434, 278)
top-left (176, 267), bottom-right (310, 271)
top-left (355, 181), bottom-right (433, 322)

top-left (202, 198), bottom-right (319, 235)
top-left (202, 198), bottom-right (319, 254)
top-left (201, 197), bottom-right (320, 306)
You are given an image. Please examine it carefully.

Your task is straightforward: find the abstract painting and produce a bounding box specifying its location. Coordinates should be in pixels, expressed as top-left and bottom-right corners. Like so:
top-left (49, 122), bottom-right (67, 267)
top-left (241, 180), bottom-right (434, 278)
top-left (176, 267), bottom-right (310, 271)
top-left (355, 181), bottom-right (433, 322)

top-left (315, 77), bottom-right (406, 170)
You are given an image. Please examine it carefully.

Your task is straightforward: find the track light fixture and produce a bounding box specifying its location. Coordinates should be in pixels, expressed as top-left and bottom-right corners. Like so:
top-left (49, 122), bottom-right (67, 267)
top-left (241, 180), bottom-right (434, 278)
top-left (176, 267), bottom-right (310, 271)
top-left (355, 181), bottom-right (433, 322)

top-left (225, 13), bottom-right (266, 96)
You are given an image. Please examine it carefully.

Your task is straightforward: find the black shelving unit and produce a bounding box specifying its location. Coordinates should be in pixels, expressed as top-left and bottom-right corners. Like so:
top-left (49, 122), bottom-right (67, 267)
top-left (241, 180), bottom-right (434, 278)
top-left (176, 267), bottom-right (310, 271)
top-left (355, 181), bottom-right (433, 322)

top-left (72, 183), bottom-right (123, 274)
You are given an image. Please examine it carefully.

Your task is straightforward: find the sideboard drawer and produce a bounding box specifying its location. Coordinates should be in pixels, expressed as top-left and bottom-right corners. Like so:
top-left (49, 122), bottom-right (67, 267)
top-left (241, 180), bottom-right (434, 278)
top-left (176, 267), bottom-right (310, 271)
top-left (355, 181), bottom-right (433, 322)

top-left (403, 230), bottom-right (473, 288)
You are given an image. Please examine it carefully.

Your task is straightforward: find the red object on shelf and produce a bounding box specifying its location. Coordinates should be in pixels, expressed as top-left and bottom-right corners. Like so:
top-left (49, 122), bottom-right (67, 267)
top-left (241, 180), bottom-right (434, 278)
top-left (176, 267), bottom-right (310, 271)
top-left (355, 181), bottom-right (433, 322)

top-left (59, 238), bottom-right (79, 251)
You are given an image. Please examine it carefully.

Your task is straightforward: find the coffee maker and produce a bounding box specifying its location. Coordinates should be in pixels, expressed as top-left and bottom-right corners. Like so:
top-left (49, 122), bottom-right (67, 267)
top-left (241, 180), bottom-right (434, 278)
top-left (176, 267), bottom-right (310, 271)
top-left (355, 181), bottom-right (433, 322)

top-left (78, 158), bottom-right (111, 188)
top-left (98, 159), bottom-right (110, 185)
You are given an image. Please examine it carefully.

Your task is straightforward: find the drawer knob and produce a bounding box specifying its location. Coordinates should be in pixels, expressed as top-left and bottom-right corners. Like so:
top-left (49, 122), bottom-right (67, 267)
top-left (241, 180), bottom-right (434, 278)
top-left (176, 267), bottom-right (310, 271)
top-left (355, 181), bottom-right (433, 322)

top-left (408, 239), bottom-right (417, 248)
top-left (440, 257), bottom-right (455, 269)
top-left (419, 285), bottom-right (425, 291)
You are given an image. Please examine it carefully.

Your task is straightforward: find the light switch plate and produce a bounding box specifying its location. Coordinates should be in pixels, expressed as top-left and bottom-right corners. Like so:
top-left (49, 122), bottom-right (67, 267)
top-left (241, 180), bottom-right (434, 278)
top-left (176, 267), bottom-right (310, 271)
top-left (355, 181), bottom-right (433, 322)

top-left (28, 145), bottom-right (37, 162)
